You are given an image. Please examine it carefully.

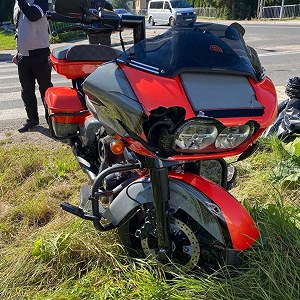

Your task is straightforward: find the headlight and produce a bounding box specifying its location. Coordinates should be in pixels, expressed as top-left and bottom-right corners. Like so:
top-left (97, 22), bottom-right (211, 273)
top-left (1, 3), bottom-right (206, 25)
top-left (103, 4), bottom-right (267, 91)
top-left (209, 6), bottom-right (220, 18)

top-left (215, 124), bottom-right (254, 149)
top-left (173, 119), bottom-right (220, 153)
top-left (176, 12), bottom-right (182, 15)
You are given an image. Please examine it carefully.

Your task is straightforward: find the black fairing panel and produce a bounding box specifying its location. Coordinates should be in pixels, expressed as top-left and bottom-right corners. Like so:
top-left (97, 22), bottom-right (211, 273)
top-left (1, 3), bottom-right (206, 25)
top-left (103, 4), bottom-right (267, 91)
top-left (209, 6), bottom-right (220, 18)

top-left (83, 62), bottom-right (147, 136)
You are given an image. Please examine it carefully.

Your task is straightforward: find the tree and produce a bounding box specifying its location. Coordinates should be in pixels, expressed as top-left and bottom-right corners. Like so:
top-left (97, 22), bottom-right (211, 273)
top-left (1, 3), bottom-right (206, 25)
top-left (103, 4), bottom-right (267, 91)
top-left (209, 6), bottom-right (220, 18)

top-left (0, 0), bottom-right (15, 23)
top-left (111, 0), bottom-right (129, 10)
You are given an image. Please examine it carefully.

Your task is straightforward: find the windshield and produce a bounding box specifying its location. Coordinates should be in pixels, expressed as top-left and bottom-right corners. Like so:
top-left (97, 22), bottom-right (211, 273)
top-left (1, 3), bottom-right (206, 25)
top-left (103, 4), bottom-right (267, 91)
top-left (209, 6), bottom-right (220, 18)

top-left (171, 0), bottom-right (192, 8)
top-left (117, 23), bottom-right (263, 81)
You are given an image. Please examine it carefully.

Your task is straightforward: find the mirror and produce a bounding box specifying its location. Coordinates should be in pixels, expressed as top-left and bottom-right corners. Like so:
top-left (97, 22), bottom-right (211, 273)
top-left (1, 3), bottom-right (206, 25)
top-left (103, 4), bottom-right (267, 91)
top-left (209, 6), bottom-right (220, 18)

top-left (229, 22), bottom-right (245, 36)
top-left (55, 0), bottom-right (91, 16)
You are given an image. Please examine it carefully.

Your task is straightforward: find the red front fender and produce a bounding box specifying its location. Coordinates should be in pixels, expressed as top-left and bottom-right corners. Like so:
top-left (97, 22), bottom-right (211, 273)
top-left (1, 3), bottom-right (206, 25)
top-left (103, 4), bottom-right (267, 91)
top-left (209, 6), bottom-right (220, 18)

top-left (169, 171), bottom-right (259, 251)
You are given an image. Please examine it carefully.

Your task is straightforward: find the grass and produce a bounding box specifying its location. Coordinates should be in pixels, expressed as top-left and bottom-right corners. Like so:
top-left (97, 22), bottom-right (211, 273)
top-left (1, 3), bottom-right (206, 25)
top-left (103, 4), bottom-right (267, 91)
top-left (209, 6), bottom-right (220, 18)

top-left (0, 137), bottom-right (299, 299)
top-left (0, 29), bottom-right (16, 50)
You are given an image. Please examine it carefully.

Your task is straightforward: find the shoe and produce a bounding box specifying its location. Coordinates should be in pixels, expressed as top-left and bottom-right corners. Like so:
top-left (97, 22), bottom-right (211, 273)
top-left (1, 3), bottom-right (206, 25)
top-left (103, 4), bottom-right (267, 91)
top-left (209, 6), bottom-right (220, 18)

top-left (18, 119), bottom-right (39, 133)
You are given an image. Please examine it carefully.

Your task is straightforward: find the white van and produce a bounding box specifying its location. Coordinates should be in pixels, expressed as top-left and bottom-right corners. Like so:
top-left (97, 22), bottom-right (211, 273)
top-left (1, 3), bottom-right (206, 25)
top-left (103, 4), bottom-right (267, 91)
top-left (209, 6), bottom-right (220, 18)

top-left (148, 0), bottom-right (196, 26)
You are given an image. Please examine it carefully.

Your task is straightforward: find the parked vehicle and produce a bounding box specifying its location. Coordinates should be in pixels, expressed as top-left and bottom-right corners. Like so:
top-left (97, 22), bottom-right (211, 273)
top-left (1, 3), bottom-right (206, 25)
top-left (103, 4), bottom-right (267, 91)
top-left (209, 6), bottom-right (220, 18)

top-left (45, 0), bottom-right (277, 272)
top-left (147, 0), bottom-right (196, 26)
top-left (114, 8), bottom-right (132, 16)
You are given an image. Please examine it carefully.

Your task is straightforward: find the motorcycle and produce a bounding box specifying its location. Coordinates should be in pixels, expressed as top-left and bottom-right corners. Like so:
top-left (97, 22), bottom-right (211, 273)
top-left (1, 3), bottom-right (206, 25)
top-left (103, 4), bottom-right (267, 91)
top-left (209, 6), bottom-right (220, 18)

top-left (45, 0), bottom-right (277, 272)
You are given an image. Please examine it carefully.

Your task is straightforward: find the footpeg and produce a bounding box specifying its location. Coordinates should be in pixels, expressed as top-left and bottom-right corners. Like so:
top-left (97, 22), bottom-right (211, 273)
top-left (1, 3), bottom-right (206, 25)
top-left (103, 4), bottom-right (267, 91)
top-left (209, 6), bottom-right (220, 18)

top-left (60, 202), bottom-right (98, 221)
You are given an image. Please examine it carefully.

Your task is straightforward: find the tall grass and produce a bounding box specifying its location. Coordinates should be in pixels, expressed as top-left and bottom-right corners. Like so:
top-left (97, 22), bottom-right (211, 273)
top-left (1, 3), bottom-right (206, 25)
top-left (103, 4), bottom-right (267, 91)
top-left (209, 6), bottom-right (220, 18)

top-left (0, 137), bottom-right (299, 299)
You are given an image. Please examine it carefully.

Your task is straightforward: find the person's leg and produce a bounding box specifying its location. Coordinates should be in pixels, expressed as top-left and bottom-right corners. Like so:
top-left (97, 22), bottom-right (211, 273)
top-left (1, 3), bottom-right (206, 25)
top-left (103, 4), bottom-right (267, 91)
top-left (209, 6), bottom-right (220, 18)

top-left (88, 33), bottom-right (111, 46)
top-left (32, 52), bottom-right (53, 99)
top-left (17, 55), bottom-right (39, 132)
top-left (32, 52), bottom-right (53, 123)
top-left (98, 33), bottom-right (111, 46)
top-left (88, 33), bottom-right (101, 45)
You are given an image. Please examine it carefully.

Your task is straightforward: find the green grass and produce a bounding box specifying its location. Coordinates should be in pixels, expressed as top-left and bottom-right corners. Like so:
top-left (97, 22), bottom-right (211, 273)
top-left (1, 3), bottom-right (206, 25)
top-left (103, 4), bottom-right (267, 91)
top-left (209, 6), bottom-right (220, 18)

top-left (0, 29), bottom-right (16, 50)
top-left (0, 137), bottom-right (299, 299)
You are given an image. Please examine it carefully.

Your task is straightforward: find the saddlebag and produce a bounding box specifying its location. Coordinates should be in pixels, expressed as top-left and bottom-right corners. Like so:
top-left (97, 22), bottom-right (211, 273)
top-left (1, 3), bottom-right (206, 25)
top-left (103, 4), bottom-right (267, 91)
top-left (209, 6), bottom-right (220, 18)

top-left (45, 87), bottom-right (90, 139)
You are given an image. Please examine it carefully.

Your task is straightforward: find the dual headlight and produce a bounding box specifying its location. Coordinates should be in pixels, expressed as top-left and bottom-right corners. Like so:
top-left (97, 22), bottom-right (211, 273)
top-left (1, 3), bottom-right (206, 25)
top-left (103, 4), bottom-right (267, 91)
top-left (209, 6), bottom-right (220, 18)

top-left (173, 118), bottom-right (256, 153)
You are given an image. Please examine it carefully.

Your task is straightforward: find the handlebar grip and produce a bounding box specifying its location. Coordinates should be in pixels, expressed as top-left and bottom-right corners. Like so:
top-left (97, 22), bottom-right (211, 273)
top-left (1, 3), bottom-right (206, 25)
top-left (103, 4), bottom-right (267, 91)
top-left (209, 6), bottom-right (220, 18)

top-left (47, 11), bottom-right (83, 23)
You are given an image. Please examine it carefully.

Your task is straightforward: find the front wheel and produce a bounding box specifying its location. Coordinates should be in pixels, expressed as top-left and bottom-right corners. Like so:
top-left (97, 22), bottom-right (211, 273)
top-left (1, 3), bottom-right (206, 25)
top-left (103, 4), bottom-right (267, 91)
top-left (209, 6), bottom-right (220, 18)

top-left (118, 207), bottom-right (231, 272)
top-left (169, 17), bottom-right (176, 27)
top-left (148, 17), bottom-right (155, 26)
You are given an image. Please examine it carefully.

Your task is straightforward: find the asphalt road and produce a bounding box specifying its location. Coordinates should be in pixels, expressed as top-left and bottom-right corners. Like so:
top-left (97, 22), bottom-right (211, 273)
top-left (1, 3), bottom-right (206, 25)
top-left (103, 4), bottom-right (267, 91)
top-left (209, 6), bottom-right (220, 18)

top-left (0, 20), bottom-right (299, 131)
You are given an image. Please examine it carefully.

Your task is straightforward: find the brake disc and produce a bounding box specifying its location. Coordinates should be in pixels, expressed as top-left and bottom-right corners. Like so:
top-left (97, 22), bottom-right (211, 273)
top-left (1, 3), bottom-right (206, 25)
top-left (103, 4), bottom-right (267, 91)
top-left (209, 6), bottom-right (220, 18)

top-left (141, 217), bottom-right (201, 272)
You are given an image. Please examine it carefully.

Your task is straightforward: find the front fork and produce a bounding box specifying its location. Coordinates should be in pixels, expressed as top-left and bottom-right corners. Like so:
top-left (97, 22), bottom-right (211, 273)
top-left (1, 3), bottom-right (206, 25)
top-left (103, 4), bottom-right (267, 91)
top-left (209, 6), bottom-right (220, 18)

top-left (147, 158), bottom-right (172, 260)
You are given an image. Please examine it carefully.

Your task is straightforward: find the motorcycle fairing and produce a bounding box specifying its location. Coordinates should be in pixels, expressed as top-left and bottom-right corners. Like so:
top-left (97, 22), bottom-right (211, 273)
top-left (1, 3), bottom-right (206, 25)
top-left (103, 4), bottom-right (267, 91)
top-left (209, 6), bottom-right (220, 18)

top-left (120, 65), bottom-right (277, 128)
top-left (104, 173), bottom-right (259, 251)
top-left (117, 23), bottom-right (260, 80)
top-left (180, 73), bottom-right (264, 118)
top-left (83, 62), bottom-right (148, 137)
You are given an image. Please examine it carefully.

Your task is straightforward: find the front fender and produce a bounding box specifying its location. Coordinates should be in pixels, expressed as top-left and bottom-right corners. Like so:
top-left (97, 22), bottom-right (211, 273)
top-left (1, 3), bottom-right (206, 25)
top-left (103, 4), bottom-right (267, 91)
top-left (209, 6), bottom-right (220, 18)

top-left (104, 172), bottom-right (259, 251)
top-left (169, 171), bottom-right (259, 251)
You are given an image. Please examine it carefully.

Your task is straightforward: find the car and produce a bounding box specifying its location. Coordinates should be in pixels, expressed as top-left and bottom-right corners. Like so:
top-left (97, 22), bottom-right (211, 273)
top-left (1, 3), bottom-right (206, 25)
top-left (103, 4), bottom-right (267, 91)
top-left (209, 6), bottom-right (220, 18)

top-left (114, 8), bottom-right (133, 16)
top-left (147, 0), bottom-right (196, 26)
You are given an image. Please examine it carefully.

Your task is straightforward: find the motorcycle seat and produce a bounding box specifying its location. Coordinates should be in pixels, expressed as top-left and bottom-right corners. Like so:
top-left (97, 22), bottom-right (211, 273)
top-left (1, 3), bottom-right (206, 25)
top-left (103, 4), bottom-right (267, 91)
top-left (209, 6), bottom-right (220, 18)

top-left (52, 44), bottom-right (122, 62)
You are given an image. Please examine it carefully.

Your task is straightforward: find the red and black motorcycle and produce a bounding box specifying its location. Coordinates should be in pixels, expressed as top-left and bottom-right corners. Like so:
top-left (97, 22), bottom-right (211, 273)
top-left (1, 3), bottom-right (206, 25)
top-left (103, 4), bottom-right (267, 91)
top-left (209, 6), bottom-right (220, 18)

top-left (45, 0), bottom-right (277, 271)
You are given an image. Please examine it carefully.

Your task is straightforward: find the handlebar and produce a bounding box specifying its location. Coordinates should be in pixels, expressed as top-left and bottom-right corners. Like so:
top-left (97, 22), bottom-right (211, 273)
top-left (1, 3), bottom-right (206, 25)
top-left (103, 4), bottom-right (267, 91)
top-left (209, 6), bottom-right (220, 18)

top-left (47, 11), bottom-right (146, 43)
top-left (47, 11), bottom-right (83, 23)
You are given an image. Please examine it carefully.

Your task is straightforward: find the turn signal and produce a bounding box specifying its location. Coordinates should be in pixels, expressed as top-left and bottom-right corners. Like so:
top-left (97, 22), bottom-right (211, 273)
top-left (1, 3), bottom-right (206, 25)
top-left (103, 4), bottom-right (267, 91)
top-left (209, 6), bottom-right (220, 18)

top-left (110, 140), bottom-right (125, 155)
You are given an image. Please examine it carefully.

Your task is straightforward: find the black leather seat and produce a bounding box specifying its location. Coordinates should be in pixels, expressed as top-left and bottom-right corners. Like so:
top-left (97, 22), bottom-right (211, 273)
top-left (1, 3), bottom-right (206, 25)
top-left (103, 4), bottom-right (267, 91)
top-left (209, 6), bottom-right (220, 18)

top-left (52, 44), bottom-right (123, 61)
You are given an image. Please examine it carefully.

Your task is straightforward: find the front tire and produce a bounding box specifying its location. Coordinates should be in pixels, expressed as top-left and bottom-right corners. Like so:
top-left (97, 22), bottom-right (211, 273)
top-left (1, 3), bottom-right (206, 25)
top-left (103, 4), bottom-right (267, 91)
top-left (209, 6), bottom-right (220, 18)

top-left (169, 17), bottom-right (176, 27)
top-left (118, 207), bottom-right (230, 272)
top-left (148, 16), bottom-right (155, 26)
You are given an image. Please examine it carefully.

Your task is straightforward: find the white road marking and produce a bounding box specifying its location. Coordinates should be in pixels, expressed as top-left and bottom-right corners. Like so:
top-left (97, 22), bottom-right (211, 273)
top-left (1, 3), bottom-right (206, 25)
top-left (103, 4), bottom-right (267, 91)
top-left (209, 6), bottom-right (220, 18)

top-left (259, 50), bottom-right (300, 57)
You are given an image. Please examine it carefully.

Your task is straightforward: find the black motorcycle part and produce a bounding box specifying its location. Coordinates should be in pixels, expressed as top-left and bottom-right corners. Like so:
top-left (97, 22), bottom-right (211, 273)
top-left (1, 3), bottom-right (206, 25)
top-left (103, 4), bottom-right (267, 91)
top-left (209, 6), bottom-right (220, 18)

top-left (98, 135), bottom-right (125, 165)
top-left (70, 139), bottom-right (98, 182)
top-left (103, 171), bottom-right (132, 191)
top-left (60, 202), bottom-right (98, 221)
top-left (148, 160), bottom-right (171, 254)
top-left (237, 142), bottom-right (259, 161)
top-left (183, 158), bottom-right (228, 189)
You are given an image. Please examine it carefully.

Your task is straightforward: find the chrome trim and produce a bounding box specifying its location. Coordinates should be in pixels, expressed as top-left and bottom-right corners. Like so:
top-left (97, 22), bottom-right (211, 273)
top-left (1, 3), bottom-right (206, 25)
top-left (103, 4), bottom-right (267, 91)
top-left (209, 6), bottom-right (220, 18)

top-left (131, 60), bottom-right (160, 71)
top-left (129, 62), bottom-right (160, 74)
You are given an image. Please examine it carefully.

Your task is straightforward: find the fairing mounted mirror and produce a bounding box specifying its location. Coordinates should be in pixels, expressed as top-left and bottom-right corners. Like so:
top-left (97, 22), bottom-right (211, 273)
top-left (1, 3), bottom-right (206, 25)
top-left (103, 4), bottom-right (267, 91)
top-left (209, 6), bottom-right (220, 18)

top-left (55, 0), bottom-right (91, 17)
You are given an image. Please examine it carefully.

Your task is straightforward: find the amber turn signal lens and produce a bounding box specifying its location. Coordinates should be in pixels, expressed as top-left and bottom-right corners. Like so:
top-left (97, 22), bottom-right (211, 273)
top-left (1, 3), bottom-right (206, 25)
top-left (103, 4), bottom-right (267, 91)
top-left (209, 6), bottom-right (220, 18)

top-left (110, 140), bottom-right (125, 155)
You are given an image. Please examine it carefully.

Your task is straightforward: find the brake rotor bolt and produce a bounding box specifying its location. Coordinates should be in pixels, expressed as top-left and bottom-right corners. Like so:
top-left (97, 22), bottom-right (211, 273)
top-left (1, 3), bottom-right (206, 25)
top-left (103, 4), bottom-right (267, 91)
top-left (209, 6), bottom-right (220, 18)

top-left (183, 246), bottom-right (189, 253)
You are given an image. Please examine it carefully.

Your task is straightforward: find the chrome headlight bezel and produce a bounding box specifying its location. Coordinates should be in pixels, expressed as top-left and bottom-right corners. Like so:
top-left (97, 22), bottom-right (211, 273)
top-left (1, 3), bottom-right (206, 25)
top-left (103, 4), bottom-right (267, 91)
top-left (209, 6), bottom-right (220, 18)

top-left (215, 124), bottom-right (255, 150)
top-left (172, 118), bottom-right (256, 153)
top-left (172, 118), bottom-right (224, 153)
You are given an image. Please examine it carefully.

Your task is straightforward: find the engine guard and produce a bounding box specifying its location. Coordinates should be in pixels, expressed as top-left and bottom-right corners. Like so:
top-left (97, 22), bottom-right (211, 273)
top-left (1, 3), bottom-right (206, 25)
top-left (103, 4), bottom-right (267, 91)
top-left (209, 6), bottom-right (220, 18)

top-left (104, 172), bottom-right (259, 251)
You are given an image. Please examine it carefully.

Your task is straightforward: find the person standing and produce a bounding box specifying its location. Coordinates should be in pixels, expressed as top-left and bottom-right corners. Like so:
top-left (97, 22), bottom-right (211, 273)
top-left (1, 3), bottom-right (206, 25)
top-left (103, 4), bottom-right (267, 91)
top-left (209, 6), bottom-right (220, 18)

top-left (13, 0), bottom-right (53, 133)
top-left (87, 0), bottom-right (114, 46)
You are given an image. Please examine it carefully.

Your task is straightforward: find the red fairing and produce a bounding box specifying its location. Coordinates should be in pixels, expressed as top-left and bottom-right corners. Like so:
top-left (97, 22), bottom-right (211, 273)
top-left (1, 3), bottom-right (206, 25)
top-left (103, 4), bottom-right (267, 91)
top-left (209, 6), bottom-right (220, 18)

top-left (218, 77), bottom-right (278, 128)
top-left (50, 54), bottom-right (103, 79)
top-left (120, 64), bottom-right (277, 160)
top-left (169, 171), bottom-right (260, 251)
top-left (119, 65), bottom-right (195, 118)
top-left (120, 65), bottom-right (277, 128)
